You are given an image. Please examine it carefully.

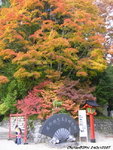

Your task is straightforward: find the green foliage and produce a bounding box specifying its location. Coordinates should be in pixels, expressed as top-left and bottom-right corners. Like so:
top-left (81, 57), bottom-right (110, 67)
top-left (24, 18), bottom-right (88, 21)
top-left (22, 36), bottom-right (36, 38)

top-left (53, 100), bottom-right (62, 107)
top-left (2, 90), bottom-right (17, 114)
top-left (3, 90), bottom-right (17, 106)
top-left (16, 79), bottom-right (36, 99)
top-left (0, 78), bottom-right (38, 114)
top-left (94, 65), bottom-right (113, 107)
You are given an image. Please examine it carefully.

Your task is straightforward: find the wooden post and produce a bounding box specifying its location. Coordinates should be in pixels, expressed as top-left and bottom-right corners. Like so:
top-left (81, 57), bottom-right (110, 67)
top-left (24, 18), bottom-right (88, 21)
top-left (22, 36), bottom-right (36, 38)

top-left (8, 115), bottom-right (11, 140)
top-left (24, 114), bottom-right (28, 144)
top-left (89, 114), bottom-right (96, 143)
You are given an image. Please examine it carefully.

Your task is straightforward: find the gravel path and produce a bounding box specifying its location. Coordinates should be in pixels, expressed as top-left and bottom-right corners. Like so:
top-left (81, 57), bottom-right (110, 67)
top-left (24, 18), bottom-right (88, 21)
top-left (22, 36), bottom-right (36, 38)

top-left (0, 126), bottom-right (113, 150)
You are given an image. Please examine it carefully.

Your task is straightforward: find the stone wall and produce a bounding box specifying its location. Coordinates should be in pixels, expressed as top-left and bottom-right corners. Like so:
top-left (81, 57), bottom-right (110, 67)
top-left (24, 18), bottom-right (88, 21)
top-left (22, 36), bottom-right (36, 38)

top-left (94, 118), bottom-right (113, 136)
top-left (0, 119), bottom-right (9, 128)
top-left (28, 118), bottom-right (113, 143)
top-left (1, 118), bottom-right (113, 143)
top-left (27, 120), bottom-right (51, 143)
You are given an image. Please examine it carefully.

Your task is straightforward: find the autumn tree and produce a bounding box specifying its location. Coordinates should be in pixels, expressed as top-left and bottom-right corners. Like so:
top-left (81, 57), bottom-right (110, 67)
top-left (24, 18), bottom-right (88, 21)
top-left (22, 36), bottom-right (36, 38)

top-left (0, 0), bottom-right (107, 114)
top-left (0, 0), bottom-right (107, 81)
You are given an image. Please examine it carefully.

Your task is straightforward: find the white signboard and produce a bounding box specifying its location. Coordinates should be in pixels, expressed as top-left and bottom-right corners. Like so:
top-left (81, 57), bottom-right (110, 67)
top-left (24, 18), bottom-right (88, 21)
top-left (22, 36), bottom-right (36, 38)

top-left (78, 110), bottom-right (88, 138)
top-left (10, 116), bottom-right (25, 131)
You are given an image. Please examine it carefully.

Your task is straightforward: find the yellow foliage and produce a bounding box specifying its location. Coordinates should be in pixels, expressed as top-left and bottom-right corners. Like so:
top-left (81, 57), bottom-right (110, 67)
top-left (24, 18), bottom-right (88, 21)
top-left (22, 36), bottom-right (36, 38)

top-left (48, 30), bottom-right (59, 40)
top-left (12, 50), bottom-right (43, 66)
top-left (77, 58), bottom-right (89, 69)
top-left (90, 48), bottom-right (105, 58)
top-left (14, 67), bottom-right (41, 79)
top-left (89, 60), bottom-right (107, 71)
top-left (45, 69), bottom-right (61, 80)
top-left (89, 48), bottom-right (107, 71)
top-left (17, 59), bottom-right (39, 66)
top-left (14, 68), bottom-right (31, 78)
top-left (40, 37), bottom-right (70, 52)
top-left (12, 52), bottom-right (25, 63)
top-left (63, 48), bottom-right (78, 54)
top-left (28, 50), bottom-right (43, 58)
top-left (31, 72), bottom-right (40, 79)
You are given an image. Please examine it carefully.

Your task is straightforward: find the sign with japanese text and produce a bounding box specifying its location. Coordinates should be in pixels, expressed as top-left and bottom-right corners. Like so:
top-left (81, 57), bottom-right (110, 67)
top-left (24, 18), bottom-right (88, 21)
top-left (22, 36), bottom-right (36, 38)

top-left (78, 110), bottom-right (88, 138)
top-left (10, 116), bottom-right (25, 131)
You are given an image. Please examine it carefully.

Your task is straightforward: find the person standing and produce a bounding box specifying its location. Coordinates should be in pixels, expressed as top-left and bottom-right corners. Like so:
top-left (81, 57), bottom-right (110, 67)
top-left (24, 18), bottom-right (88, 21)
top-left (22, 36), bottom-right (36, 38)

top-left (15, 125), bottom-right (22, 144)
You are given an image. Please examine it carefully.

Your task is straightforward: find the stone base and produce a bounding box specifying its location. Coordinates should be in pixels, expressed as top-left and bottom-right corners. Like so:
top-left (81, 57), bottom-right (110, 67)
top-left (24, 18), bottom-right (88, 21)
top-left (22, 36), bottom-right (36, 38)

top-left (90, 139), bottom-right (96, 143)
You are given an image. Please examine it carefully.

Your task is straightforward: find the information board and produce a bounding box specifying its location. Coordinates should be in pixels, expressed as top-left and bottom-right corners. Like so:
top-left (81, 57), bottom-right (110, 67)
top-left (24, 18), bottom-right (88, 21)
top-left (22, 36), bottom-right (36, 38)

top-left (78, 110), bottom-right (88, 138)
top-left (10, 116), bottom-right (25, 131)
top-left (9, 114), bottom-right (28, 143)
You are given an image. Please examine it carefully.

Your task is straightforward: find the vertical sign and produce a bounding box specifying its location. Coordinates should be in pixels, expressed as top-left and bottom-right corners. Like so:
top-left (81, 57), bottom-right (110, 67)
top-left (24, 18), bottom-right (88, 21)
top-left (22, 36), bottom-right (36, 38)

top-left (78, 110), bottom-right (88, 140)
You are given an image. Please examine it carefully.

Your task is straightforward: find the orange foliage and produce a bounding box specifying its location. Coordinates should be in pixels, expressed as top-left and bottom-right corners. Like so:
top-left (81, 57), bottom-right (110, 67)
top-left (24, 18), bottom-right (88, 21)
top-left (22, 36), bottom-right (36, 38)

top-left (0, 49), bottom-right (16, 60)
top-left (76, 71), bottom-right (88, 77)
top-left (0, 0), bottom-right (107, 82)
top-left (0, 76), bottom-right (9, 84)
